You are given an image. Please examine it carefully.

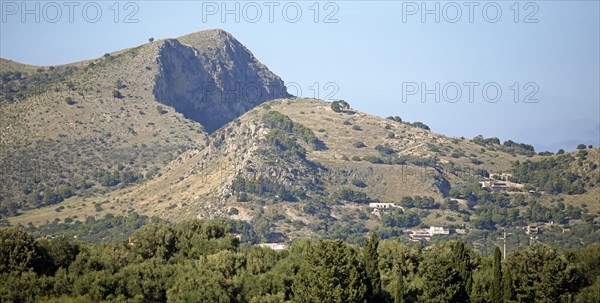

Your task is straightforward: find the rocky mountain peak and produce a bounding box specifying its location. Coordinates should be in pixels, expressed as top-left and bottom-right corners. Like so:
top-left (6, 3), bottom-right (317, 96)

top-left (153, 29), bottom-right (290, 133)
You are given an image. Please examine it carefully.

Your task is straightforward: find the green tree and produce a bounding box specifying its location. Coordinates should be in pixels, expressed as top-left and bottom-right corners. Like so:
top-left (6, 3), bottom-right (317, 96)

top-left (574, 276), bottom-right (600, 303)
top-left (173, 219), bottom-right (238, 259)
top-left (420, 241), bottom-right (472, 303)
top-left (491, 246), bottom-right (502, 303)
top-left (503, 266), bottom-right (514, 302)
top-left (35, 237), bottom-right (80, 275)
top-left (377, 239), bottom-right (421, 302)
top-left (0, 227), bottom-right (37, 273)
top-left (394, 274), bottom-right (405, 303)
top-left (114, 258), bottom-right (172, 301)
top-left (167, 260), bottom-right (232, 303)
top-left (292, 240), bottom-right (368, 303)
top-left (505, 243), bottom-right (575, 303)
top-left (453, 241), bottom-right (473, 302)
top-left (364, 233), bottom-right (382, 301)
top-left (470, 265), bottom-right (492, 303)
top-left (130, 224), bottom-right (176, 260)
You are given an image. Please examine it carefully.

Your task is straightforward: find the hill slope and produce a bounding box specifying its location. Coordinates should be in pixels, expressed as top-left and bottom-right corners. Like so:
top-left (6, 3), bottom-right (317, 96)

top-left (2, 30), bottom-right (598, 249)
top-left (0, 29), bottom-right (289, 216)
top-left (11, 97), bottom-right (598, 246)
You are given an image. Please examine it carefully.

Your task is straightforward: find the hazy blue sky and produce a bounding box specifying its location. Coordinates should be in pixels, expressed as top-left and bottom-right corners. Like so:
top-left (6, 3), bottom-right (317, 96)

top-left (1, 1), bottom-right (598, 152)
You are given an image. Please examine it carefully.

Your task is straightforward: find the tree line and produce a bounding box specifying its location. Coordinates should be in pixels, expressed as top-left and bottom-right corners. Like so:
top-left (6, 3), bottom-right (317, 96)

top-left (1, 220), bottom-right (599, 303)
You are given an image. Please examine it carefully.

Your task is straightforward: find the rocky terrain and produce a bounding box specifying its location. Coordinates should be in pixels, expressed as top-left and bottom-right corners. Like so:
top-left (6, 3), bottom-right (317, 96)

top-left (154, 29), bottom-right (290, 133)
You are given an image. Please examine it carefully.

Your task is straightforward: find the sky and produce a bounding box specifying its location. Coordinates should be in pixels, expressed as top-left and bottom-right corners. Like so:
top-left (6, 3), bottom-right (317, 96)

top-left (1, 0), bottom-right (599, 152)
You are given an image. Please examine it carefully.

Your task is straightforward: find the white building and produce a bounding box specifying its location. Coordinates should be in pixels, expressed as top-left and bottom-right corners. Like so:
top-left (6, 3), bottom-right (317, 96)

top-left (406, 226), bottom-right (449, 241)
top-left (369, 202), bottom-right (402, 210)
top-left (369, 203), bottom-right (404, 216)
top-left (257, 243), bottom-right (288, 251)
top-left (408, 230), bottom-right (431, 242)
top-left (429, 226), bottom-right (450, 235)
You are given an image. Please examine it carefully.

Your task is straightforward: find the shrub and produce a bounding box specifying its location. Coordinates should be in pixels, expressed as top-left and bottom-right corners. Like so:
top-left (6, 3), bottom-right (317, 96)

top-left (94, 204), bottom-right (103, 212)
top-left (353, 141), bottom-right (366, 148)
top-left (451, 151), bottom-right (465, 158)
top-left (263, 111), bottom-right (326, 151)
top-left (65, 97), bottom-right (76, 105)
top-left (156, 106), bottom-right (168, 115)
top-left (363, 155), bottom-right (383, 164)
top-left (237, 192), bottom-right (248, 202)
top-left (115, 79), bottom-right (125, 89)
top-left (470, 158), bottom-right (483, 165)
top-left (335, 188), bottom-right (371, 203)
top-left (386, 116), bottom-right (402, 123)
top-left (428, 144), bottom-right (440, 152)
top-left (352, 125), bottom-right (362, 131)
top-left (351, 179), bottom-right (367, 188)
top-left (375, 144), bottom-right (396, 156)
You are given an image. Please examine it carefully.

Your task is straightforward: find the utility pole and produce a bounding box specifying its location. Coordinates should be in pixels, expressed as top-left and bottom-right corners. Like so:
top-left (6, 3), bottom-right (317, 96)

top-left (499, 228), bottom-right (512, 260)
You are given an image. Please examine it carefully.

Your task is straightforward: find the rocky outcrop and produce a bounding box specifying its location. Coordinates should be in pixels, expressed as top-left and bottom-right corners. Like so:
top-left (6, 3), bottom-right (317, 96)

top-left (153, 29), bottom-right (290, 133)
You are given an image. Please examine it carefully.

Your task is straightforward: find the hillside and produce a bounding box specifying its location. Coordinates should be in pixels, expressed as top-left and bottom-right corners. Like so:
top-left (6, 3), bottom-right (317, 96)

top-left (0, 29), bottom-right (288, 216)
top-left (8, 96), bottom-right (599, 248)
top-left (2, 30), bottom-right (598, 252)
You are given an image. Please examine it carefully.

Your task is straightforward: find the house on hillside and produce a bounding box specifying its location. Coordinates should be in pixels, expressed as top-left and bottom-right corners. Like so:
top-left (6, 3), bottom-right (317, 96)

top-left (479, 180), bottom-right (523, 191)
top-left (369, 202), bottom-right (402, 210)
top-left (525, 225), bottom-right (541, 239)
top-left (406, 226), bottom-right (450, 242)
top-left (429, 226), bottom-right (450, 235)
top-left (257, 243), bottom-right (288, 251)
top-left (408, 230), bottom-right (431, 242)
top-left (368, 203), bottom-right (403, 215)
top-left (525, 225), bottom-right (539, 235)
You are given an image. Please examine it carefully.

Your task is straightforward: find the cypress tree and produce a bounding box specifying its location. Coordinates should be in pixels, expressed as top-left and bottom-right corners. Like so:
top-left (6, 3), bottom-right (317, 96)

top-left (491, 246), bottom-right (503, 303)
top-left (503, 266), bottom-right (514, 302)
top-left (364, 233), bottom-right (382, 301)
top-left (452, 241), bottom-right (472, 302)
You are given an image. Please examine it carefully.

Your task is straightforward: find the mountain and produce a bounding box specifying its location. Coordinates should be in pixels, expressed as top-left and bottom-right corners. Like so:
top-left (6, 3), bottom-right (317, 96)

top-left (2, 30), bottom-right (599, 248)
top-left (154, 29), bottom-right (290, 133)
top-left (0, 29), bottom-right (288, 215)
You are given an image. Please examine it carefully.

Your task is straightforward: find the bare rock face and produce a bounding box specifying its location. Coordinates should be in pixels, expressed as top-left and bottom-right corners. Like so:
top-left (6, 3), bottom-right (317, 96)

top-left (153, 29), bottom-right (290, 133)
